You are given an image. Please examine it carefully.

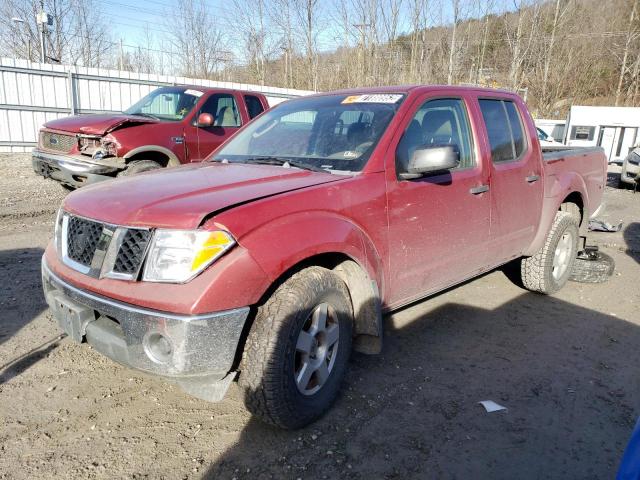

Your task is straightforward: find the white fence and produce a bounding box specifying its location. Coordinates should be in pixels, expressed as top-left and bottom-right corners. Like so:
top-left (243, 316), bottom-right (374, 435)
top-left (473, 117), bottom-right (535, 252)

top-left (0, 58), bottom-right (314, 153)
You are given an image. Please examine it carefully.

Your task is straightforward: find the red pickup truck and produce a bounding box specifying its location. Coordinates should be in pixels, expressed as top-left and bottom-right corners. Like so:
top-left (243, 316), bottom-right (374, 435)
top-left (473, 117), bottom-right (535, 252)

top-left (32, 85), bottom-right (269, 189)
top-left (41, 85), bottom-right (606, 429)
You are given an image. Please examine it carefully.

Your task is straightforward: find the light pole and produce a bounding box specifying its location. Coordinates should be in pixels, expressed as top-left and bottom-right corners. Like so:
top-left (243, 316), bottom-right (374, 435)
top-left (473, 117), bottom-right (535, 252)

top-left (11, 17), bottom-right (32, 61)
top-left (36, 4), bottom-right (48, 64)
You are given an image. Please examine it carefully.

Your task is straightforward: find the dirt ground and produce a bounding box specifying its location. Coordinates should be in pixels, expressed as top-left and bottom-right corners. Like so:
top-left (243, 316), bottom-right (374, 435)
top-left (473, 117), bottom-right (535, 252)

top-left (0, 153), bottom-right (639, 480)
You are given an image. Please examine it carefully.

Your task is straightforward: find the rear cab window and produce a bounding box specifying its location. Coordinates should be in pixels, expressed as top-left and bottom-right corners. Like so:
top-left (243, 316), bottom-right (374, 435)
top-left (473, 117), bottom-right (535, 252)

top-left (478, 98), bottom-right (528, 163)
top-left (245, 95), bottom-right (265, 119)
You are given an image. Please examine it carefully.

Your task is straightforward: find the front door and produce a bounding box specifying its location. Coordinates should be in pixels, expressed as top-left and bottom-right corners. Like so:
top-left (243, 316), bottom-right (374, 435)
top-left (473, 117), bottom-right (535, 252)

top-left (385, 95), bottom-right (491, 306)
top-left (477, 98), bottom-right (544, 263)
top-left (185, 93), bottom-right (244, 161)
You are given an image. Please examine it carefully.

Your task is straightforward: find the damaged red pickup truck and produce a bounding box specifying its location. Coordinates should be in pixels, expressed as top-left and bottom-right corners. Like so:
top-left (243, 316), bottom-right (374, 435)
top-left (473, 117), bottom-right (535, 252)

top-left (32, 85), bottom-right (268, 189)
top-left (42, 85), bottom-right (606, 428)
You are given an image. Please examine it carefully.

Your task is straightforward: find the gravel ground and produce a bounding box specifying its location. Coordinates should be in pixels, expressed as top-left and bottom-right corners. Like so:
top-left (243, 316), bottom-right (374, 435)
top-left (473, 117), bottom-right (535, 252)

top-left (0, 154), bottom-right (639, 480)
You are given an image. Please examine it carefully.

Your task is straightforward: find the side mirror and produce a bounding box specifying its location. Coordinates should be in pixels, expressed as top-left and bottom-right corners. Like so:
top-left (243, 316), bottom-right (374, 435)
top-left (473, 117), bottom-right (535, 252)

top-left (196, 112), bottom-right (214, 128)
top-left (399, 145), bottom-right (459, 180)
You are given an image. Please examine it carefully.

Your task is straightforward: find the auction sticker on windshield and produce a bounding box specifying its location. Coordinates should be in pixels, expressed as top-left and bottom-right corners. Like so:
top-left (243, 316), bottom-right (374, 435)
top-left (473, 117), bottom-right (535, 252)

top-left (342, 94), bottom-right (403, 104)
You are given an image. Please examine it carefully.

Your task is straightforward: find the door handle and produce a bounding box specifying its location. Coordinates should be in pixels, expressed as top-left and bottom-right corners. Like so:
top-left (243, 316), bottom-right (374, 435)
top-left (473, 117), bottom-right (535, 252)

top-left (469, 184), bottom-right (489, 195)
top-left (526, 174), bottom-right (540, 183)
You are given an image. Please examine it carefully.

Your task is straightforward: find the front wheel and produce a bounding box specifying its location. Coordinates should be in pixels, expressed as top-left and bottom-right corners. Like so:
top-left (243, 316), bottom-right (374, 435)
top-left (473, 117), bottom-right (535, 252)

top-left (521, 211), bottom-right (579, 294)
top-left (239, 266), bottom-right (353, 429)
top-left (118, 160), bottom-right (162, 177)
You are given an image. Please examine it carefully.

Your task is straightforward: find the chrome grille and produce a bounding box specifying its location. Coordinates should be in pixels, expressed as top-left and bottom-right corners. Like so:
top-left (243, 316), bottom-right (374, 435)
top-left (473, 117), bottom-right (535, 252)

top-left (66, 216), bottom-right (104, 267)
top-left (39, 131), bottom-right (76, 153)
top-left (113, 229), bottom-right (151, 275)
top-left (60, 213), bottom-right (151, 280)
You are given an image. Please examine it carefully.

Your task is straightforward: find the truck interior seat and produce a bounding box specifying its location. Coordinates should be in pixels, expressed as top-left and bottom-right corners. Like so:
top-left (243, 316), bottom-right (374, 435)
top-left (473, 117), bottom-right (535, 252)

top-left (421, 109), bottom-right (457, 146)
top-left (215, 106), bottom-right (238, 127)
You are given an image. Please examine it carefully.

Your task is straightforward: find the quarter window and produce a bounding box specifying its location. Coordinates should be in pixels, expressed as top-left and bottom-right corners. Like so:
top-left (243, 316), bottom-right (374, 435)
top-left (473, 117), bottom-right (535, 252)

top-left (396, 98), bottom-right (475, 172)
top-left (479, 99), bottom-right (527, 163)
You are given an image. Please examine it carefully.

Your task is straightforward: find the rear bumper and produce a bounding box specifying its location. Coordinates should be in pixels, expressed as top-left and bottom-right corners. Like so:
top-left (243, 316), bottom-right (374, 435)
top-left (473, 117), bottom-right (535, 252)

top-left (42, 258), bottom-right (250, 402)
top-left (32, 149), bottom-right (120, 188)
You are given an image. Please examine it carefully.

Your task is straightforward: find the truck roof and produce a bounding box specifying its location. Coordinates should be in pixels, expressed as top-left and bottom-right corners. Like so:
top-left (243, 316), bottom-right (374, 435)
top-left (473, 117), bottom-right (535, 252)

top-left (169, 84), bottom-right (267, 97)
top-left (309, 84), bottom-right (519, 98)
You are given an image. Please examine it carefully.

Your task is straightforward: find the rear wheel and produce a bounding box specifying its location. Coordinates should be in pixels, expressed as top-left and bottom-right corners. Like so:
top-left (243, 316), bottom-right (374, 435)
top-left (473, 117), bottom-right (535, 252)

top-left (521, 211), bottom-right (579, 294)
top-left (119, 160), bottom-right (162, 177)
top-left (239, 266), bottom-right (353, 429)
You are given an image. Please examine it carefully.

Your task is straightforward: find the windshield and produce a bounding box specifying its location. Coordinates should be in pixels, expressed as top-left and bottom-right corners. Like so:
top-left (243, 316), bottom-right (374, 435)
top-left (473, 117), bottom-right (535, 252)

top-left (124, 87), bottom-right (203, 122)
top-left (213, 93), bottom-right (404, 172)
top-left (537, 127), bottom-right (549, 140)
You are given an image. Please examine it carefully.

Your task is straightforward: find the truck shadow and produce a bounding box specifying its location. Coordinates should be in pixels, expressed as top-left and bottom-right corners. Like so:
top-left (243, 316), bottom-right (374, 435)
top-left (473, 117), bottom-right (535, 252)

top-left (0, 248), bottom-right (62, 383)
top-left (202, 291), bottom-right (640, 479)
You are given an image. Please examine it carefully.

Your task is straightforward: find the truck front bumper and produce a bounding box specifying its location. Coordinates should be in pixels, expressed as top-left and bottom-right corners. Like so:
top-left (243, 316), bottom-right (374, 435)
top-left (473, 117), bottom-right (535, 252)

top-left (42, 259), bottom-right (250, 402)
top-left (621, 161), bottom-right (639, 186)
top-left (32, 149), bottom-right (121, 189)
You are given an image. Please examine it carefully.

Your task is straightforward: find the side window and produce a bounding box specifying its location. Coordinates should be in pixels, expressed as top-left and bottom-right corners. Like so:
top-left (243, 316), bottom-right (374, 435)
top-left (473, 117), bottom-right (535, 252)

top-left (396, 98), bottom-right (474, 172)
top-left (245, 95), bottom-right (265, 119)
top-left (504, 101), bottom-right (525, 157)
top-left (199, 94), bottom-right (241, 127)
top-left (478, 99), bottom-right (526, 163)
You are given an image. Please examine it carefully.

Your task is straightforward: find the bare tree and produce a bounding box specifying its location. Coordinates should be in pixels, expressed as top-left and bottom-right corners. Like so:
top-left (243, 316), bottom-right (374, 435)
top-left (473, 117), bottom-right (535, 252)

top-left (293, 0), bottom-right (322, 90)
top-left (615, 0), bottom-right (639, 106)
top-left (447, 0), bottom-right (461, 84)
top-left (165, 0), bottom-right (227, 79)
top-left (0, 0), bottom-right (113, 66)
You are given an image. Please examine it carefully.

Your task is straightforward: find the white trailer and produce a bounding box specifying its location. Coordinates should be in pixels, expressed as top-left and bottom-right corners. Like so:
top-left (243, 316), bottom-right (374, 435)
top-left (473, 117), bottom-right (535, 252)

top-left (564, 106), bottom-right (640, 163)
top-left (535, 119), bottom-right (566, 142)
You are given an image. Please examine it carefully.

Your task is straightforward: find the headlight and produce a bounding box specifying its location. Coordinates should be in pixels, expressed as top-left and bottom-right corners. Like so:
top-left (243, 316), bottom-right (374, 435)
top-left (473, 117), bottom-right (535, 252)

top-left (100, 139), bottom-right (118, 156)
top-left (142, 229), bottom-right (235, 283)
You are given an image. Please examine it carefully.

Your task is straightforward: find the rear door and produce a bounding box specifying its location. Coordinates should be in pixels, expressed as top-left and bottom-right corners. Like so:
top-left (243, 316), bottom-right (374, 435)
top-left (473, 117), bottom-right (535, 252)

top-left (477, 97), bottom-right (544, 264)
top-left (385, 92), bottom-right (491, 306)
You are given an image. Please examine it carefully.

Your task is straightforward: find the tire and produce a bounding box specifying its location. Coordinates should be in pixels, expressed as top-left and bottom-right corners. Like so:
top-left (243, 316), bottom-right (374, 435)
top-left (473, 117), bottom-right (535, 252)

top-left (60, 183), bottom-right (75, 192)
top-left (560, 202), bottom-right (581, 223)
top-left (569, 252), bottom-right (615, 284)
top-left (521, 211), bottom-right (579, 294)
top-left (239, 266), bottom-right (353, 429)
top-left (118, 160), bottom-right (162, 177)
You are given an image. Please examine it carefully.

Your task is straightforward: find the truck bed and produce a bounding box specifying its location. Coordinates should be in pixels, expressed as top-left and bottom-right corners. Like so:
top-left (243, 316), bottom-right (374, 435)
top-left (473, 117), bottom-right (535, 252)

top-left (542, 146), bottom-right (607, 219)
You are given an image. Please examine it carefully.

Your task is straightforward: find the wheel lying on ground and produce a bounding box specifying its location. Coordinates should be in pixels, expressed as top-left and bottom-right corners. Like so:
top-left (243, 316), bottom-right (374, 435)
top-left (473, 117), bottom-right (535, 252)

top-left (118, 160), bottom-right (162, 177)
top-left (521, 210), bottom-right (579, 294)
top-left (569, 251), bottom-right (615, 284)
top-left (239, 266), bottom-right (353, 429)
top-left (60, 183), bottom-right (75, 192)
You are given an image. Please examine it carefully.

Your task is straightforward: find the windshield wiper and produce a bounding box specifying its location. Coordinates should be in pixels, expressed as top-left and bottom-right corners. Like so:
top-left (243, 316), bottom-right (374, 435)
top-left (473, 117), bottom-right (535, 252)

top-left (239, 156), bottom-right (329, 173)
top-left (128, 112), bottom-right (159, 120)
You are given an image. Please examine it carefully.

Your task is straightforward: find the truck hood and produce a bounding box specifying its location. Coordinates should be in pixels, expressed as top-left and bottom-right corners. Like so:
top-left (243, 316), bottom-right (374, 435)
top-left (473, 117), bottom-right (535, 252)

top-left (43, 114), bottom-right (157, 135)
top-left (63, 162), bottom-right (344, 229)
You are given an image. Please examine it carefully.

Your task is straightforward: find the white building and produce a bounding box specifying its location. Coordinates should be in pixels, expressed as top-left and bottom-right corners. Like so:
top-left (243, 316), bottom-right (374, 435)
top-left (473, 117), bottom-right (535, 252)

top-left (564, 106), bottom-right (640, 163)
